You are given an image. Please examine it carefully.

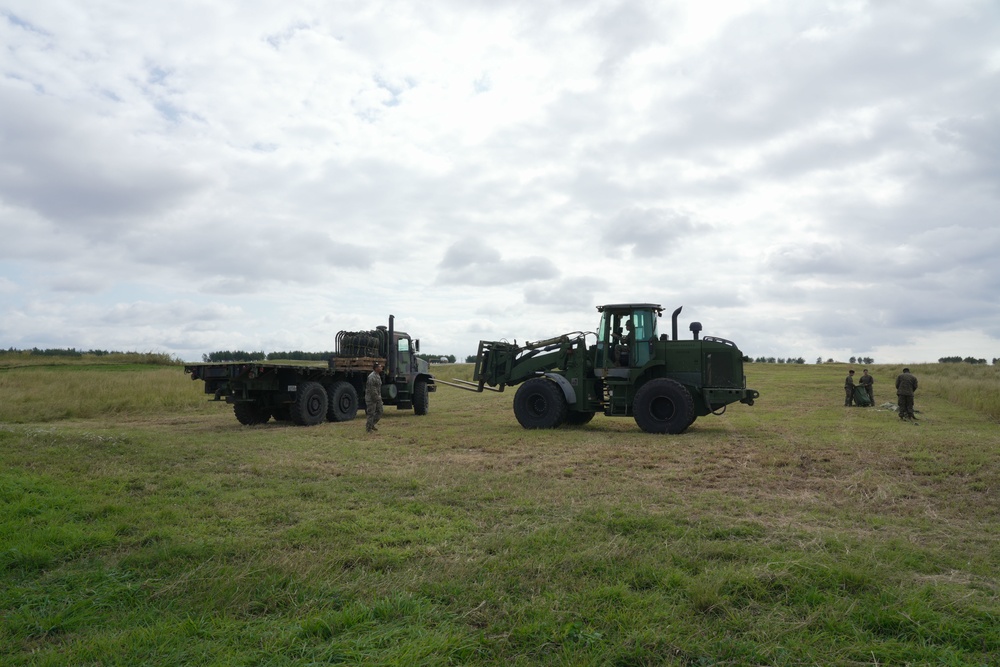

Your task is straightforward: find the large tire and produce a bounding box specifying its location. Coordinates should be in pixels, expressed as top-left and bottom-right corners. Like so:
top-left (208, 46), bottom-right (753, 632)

top-left (413, 379), bottom-right (429, 415)
top-left (513, 378), bottom-right (567, 429)
top-left (291, 382), bottom-right (328, 426)
top-left (564, 411), bottom-right (595, 426)
top-left (633, 378), bottom-right (694, 434)
top-left (234, 401), bottom-right (270, 426)
top-left (327, 381), bottom-right (359, 422)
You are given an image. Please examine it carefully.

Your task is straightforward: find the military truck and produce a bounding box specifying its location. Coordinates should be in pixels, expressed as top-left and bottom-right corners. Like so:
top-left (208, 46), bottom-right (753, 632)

top-left (185, 315), bottom-right (435, 426)
top-left (445, 304), bottom-right (757, 434)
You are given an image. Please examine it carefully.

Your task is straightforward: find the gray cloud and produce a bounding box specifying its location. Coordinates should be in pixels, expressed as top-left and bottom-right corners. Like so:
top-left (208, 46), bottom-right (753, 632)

top-left (437, 237), bottom-right (559, 286)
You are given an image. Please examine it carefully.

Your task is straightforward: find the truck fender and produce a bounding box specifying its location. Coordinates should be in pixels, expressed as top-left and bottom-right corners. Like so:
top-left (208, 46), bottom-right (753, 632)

top-left (542, 373), bottom-right (577, 404)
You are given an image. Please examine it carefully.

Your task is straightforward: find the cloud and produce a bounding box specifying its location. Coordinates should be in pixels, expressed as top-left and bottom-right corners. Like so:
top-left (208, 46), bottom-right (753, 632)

top-left (1, 0), bottom-right (999, 363)
top-left (601, 207), bottom-right (699, 258)
top-left (437, 237), bottom-right (559, 286)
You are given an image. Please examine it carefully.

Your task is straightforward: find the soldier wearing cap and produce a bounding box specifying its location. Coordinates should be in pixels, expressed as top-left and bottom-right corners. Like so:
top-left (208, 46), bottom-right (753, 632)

top-left (895, 368), bottom-right (918, 421)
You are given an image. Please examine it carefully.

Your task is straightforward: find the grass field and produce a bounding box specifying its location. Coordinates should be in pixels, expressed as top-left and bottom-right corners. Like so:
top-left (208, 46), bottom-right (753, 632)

top-left (2, 359), bottom-right (998, 665)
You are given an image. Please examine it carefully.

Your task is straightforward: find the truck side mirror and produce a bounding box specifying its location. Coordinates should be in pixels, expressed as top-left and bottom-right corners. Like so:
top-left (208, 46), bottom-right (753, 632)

top-left (414, 339), bottom-right (420, 352)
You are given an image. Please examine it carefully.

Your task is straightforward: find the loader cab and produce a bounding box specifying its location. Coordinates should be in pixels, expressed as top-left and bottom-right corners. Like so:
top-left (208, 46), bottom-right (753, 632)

top-left (595, 303), bottom-right (663, 371)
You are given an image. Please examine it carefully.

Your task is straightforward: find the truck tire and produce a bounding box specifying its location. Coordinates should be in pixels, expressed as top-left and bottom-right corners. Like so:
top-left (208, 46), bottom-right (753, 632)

top-left (633, 378), bottom-right (694, 434)
top-left (234, 401), bottom-right (271, 426)
top-left (327, 381), bottom-right (359, 422)
top-left (413, 379), bottom-right (429, 415)
top-left (513, 378), bottom-right (567, 429)
top-left (291, 382), bottom-right (328, 426)
top-left (564, 411), bottom-right (595, 426)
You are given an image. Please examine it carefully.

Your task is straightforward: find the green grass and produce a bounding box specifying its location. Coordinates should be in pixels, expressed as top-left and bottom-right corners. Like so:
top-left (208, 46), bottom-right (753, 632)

top-left (1, 361), bottom-right (999, 665)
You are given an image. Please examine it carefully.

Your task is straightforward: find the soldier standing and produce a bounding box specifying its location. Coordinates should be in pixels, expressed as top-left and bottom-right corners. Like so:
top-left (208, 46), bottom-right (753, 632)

top-left (895, 368), bottom-right (918, 421)
top-left (859, 369), bottom-right (874, 406)
top-left (366, 361), bottom-right (384, 433)
top-left (844, 369), bottom-right (856, 406)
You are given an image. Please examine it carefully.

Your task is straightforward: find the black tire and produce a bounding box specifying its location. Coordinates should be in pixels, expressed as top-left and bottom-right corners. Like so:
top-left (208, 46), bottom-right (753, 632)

top-left (234, 401), bottom-right (270, 426)
top-left (291, 382), bottom-right (328, 426)
top-left (564, 411), bottom-right (595, 426)
top-left (633, 378), bottom-right (694, 434)
top-left (413, 379), bottom-right (429, 415)
top-left (513, 378), bottom-right (567, 429)
top-left (327, 381), bottom-right (359, 422)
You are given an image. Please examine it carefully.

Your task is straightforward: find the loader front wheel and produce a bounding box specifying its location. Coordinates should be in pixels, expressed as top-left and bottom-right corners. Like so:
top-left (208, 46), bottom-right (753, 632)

top-left (291, 382), bottom-right (328, 426)
top-left (564, 410), bottom-right (595, 426)
top-left (633, 378), bottom-right (694, 434)
top-left (513, 378), bottom-right (567, 429)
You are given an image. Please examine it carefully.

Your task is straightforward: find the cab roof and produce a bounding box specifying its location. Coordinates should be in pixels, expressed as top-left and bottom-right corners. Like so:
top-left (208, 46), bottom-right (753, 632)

top-left (596, 303), bottom-right (664, 314)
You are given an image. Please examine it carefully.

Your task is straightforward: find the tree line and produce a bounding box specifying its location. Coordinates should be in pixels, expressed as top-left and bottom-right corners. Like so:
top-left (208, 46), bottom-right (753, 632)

top-left (745, 357), bottom-right (807, 364)
top-left (200, 351), bottom-right (459, 363)
top-left (1, 347), bottom-right (124, 357)
top-left (201, 350), bottom-right (336, 362)
top-left (938, 356), bottom-right (993, 365)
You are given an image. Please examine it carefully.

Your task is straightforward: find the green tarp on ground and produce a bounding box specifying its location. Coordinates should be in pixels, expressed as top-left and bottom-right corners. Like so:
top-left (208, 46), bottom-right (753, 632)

top-left (854, 385), bottom-right (872, 406)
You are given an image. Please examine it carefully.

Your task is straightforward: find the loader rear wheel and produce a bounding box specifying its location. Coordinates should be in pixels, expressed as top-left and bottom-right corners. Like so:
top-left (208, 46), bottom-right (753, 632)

top-left (513, 378), bottom-right (567, 429)
top-left (633, 378), bottom-right (694, 434)
top-left (413, 379), bottom-right (429, 415)
top-left (234, 401), bottom-right (270, 426)
top-left (291, 382), bottom-right (328, 426)
top-left (327, 381), bottom-right (358, 422)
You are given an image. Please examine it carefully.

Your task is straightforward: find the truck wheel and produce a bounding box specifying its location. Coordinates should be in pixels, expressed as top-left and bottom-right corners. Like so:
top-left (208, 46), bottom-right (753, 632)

top-left (413, 379), bottom-right (429, 415)
top-left (327, 381), bottom-right (358, 422)
top-left (633, 378), bottom-right (694, 434)
top-left (234, 401), bottom-right (270, 426)
top-left (291, 382), bottom-right (328, 426)
top-left (564, 411), bottom-right (595, 426)
top-left (513, 378), bottom-right (567, 429)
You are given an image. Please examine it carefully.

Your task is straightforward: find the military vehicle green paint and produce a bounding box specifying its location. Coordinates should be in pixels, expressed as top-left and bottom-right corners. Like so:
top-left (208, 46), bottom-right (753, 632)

top-left (446, 304), bottom-right (758, 434)
top-left (185, 315), bottom-right (435, 426)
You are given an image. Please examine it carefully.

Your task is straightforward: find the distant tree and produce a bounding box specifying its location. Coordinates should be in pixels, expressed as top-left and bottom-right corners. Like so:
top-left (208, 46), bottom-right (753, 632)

top-left (465, 355), bottom-right (477, 363)
top-left (963, 357), bottom-right (987, 365)
top-left (862, 357), bottom-right (874, 365)
top-left (794, 357), bottom-right (806, 364)
top-left (816, 357), bottom-right (823, 364)
top-left (849, 356), bottom-right (857, 364)
top-left (938, 356), bottom-right (963, 364)
top-left (203, 350), bottom-right (266, 362)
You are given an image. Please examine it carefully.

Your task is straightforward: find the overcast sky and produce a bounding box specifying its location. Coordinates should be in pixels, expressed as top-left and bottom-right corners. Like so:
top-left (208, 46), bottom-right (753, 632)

top-left (2, 0), bottom-right (999, 364)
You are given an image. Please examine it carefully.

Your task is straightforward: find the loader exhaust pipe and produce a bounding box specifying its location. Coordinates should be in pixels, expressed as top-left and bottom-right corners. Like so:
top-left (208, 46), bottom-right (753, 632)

top-left (671, 306), bottom-right (682, 341)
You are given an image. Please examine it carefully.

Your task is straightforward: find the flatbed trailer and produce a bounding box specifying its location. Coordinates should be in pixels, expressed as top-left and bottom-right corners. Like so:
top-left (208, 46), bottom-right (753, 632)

top-left (185, 315), bottom-right (435, 426)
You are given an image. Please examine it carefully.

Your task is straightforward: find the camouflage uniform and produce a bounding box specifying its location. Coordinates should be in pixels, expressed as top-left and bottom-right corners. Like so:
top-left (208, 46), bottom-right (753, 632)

top-left (895, 370), bottom-right (918, 420)
top-left (859, 370), bottom-right (874, 405)
top-left (365, 367), bottom-right (384, 432)
top-left (844, 371), bottom-right (856, 406)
